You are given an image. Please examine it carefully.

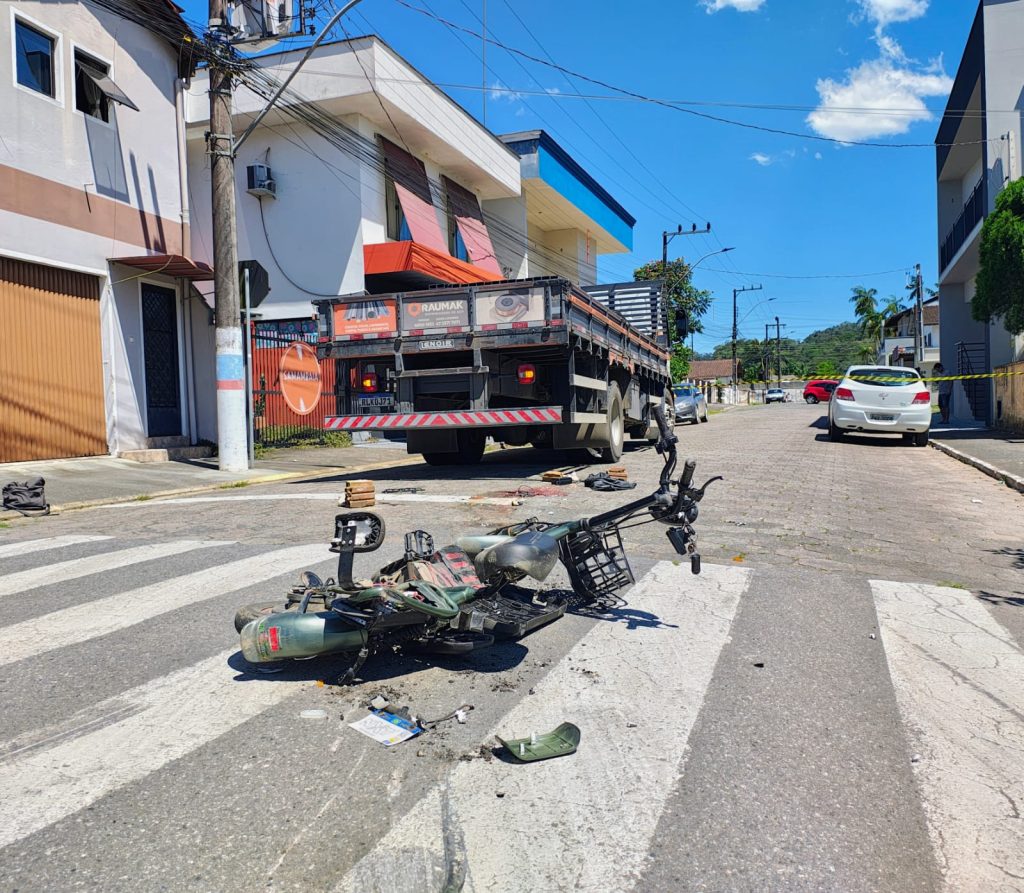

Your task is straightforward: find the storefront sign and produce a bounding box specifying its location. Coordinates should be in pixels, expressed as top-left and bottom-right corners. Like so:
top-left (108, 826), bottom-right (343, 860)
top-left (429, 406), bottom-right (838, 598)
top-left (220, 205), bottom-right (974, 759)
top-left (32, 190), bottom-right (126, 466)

top-left (279, 341), bottom-right (322, 415)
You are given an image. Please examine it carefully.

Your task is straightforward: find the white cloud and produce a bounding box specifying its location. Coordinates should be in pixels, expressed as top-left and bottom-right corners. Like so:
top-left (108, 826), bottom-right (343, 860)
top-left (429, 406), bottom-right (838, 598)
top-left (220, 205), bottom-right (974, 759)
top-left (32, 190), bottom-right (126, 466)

top-left (750, 152), bottom-right (773, 166)
top-left (814, 151), bottom-right (823, 160)
top-left (806, 40), bottom-right (951, 142)
top-left (807, 9), bottom-right (951, 143)
top-left (489, 81), bottom-right (523, 103)
top-left (855, 0), bottom-right (928, 29)
top-left (700, 0), bottom-right (765, 13)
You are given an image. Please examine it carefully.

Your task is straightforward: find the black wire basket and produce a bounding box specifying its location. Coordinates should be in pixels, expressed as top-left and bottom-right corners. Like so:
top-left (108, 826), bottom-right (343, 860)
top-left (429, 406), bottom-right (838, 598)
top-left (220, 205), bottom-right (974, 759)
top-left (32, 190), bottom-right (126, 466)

top-left (560, 526), bottom-right (635, 602)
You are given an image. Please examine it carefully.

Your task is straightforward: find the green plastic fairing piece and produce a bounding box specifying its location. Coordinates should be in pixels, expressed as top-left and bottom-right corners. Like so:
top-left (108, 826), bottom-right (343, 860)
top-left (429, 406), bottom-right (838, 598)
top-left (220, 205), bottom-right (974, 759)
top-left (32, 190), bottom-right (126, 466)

top-left (497, 722), bottom-right (580, 762)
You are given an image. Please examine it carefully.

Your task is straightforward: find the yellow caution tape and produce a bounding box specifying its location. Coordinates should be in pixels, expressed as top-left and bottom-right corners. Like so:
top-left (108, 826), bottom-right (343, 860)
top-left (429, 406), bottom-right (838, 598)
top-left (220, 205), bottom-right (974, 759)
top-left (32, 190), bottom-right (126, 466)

top-left (851, 369), bottom-right (1024, 383)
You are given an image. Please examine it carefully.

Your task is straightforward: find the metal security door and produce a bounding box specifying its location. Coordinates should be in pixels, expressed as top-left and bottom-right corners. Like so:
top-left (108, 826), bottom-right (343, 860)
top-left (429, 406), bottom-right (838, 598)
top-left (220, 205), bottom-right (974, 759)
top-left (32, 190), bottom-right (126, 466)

top-left (141, 283), bottom-right (182, 437)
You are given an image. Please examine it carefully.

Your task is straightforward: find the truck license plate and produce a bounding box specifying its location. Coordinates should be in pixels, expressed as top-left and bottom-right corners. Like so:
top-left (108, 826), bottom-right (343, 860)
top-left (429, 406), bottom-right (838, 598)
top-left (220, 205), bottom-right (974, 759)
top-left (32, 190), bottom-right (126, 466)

top-left (357, 395), bottom-right (395, 409)
top-left (420, 339), bottom-right (455, 351)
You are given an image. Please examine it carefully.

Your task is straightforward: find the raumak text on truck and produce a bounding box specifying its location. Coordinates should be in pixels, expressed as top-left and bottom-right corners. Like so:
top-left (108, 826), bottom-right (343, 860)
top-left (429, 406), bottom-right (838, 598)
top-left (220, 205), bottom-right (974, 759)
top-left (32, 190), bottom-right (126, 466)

top-left (315, 277), bottom-right (672, 466)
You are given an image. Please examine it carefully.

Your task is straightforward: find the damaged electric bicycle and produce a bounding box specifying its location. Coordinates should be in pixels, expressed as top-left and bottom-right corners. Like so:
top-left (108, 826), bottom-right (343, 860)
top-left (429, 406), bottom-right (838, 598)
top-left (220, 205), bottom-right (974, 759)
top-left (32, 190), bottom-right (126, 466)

top-left (234, 407), bottom-right (721, 683)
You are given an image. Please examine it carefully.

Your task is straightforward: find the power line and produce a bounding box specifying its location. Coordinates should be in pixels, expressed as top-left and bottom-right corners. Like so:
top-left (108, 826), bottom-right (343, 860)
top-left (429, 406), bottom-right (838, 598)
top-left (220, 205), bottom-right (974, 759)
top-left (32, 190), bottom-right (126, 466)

top-left (391, 0), bottom-right (1002, 150)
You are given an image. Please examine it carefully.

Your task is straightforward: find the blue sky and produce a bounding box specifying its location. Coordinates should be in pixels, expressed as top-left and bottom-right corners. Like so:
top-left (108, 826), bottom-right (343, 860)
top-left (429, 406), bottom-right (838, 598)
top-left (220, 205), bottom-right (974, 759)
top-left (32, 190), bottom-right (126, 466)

top-left (180, 0), bottom-right (976, 353)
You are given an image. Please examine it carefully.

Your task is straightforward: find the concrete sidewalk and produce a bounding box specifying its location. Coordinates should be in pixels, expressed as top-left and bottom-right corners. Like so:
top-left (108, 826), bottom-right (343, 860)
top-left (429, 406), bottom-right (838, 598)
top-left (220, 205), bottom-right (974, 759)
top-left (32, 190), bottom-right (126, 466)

top-left (0, 440), bottom-right (416, 517)
top-left (930, 423), bottom-right (1024, 493)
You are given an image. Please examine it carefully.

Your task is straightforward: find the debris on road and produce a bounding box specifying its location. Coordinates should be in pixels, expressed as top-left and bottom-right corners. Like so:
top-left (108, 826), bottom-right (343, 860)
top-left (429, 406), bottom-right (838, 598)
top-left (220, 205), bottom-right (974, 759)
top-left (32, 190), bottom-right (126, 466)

top-left (420, 703), bottom-right (475, 729)
top-left (300, 709), bottom-right (328, 720)
top-left (584, 472), bottom-right (636, 491)
top-left (498, 722), bottom-right (581, 762)
top-left (382, 487), bottom-right (425, 494)
top-left (349, 708), bottom-right (422, 746)
top-left (343, 480), bottom-right (376, 508)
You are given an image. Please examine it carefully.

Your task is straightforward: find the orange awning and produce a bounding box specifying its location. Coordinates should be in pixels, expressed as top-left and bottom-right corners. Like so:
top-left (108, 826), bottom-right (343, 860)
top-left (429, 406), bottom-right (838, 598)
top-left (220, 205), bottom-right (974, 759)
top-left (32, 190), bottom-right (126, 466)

top-left (111, 254), bottom-right (213, 280)
top-left (364, 242), bottom-right (500, 292)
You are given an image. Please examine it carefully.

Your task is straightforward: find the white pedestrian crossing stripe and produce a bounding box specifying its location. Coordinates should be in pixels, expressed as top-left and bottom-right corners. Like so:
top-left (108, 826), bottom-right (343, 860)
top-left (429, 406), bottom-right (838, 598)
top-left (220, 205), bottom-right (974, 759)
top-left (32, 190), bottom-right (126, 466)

top-left (0, 540), bottom-right (227, 597)
top-left (872, 580), bottom-right (1024, 892)
top-left (0, 648), bottom-right (304, 849)
top-left (0, 543), bottom-right (329, 667)
top-left (336, 561), bottom-right (750, 893)
top-left (1, 541), bottom-right (1022, 892)
top-left (0, 535), bottom-right (112, 560)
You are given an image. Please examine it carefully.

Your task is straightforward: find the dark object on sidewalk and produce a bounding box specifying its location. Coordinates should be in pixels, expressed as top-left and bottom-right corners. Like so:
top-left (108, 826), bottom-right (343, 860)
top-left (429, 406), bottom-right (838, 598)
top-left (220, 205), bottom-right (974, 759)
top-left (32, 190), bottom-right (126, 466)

top-left (584, 472), bottom-right (636, 491)
top-left (382, 487), bottom-right (425, 494)
top-left (498, 722), bottom-right (581, 762)
top-left (2, 478), bottom-right (50, 516)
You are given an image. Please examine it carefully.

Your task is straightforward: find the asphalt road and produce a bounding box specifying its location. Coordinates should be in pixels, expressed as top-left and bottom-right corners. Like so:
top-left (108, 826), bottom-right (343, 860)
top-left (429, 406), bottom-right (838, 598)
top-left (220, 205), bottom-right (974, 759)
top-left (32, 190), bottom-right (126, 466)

top-left (0, 404), bottom-right (1021, 892)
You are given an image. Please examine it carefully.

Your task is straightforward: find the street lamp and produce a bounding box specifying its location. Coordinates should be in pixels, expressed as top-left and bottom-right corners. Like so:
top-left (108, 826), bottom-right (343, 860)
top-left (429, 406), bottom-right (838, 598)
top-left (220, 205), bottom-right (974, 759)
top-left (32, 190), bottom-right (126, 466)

top-left (690, 247), bottom-right (735, 271)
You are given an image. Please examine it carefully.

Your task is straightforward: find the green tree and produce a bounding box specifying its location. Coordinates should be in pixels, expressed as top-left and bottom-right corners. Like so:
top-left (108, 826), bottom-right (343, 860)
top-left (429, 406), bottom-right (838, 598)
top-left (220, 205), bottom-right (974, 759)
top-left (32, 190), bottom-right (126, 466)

top-left (634, 258), bottom-right (713, 380)
top-left (814, 360), bottom-right (842, 379)
top-left (849, 286), bottom-right (904, 356)
top-left (974, 177), bottom-right (1024, 334)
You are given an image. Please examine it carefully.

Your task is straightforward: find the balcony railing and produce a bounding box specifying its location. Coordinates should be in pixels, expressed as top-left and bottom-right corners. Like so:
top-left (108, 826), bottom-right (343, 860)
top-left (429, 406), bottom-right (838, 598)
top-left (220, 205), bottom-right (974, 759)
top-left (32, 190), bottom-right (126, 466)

top-left (940, 177), bottom-right (986, 272)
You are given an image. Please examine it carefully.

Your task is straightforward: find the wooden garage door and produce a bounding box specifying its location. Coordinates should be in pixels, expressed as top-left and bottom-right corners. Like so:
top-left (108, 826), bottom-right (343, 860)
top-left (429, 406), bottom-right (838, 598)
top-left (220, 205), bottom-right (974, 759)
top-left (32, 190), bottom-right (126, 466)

top-left (0, 257), bottom-right (107, 462)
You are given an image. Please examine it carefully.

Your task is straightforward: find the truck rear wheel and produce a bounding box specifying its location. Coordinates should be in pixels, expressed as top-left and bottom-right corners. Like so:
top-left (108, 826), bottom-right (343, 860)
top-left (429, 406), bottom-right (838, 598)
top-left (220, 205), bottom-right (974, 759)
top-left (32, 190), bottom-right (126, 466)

top-left (422, 429), bottom-right (485, 466)
top-left (569, 382), bottom-right (625, 464)
top-left (455, 429), bottom-right (486, 464)
top-left (600, 383), bottom-right (625, 462)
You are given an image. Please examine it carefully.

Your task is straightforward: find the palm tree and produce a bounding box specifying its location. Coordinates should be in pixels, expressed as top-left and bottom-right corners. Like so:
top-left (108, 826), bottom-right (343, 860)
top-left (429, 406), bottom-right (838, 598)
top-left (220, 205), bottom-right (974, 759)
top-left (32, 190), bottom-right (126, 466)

top-left (849, 286), bottom-right (878, 325)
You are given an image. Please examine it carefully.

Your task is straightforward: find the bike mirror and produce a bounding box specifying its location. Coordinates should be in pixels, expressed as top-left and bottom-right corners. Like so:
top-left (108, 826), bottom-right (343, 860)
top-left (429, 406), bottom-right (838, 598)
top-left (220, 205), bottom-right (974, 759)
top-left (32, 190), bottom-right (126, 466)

top-left (332, 512), bottom-right (386, 553)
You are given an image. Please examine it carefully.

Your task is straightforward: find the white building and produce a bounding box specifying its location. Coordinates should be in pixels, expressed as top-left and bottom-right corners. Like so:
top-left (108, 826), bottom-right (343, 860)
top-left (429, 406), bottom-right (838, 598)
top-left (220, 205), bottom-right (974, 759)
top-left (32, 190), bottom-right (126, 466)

top-left (0, 0), bottom-right (207, 463)
top-left (879, 300), bottom-right (940, 373)
top-left (935, 0), bottom-right (1024, 423)
top-left (184, 35), bottom-right (635, 446)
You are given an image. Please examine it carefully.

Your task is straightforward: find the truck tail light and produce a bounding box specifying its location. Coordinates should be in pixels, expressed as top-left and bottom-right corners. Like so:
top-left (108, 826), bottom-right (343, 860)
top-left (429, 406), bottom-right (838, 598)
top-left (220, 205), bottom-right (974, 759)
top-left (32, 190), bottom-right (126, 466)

top-left (517, 364), bottom-right (536, 385)
top-left (360, 372), bottom-right (378, 393)
top-left (835, 387), bottom-right (854, 401)
top-left (912, 391), bottom-right (931, 404)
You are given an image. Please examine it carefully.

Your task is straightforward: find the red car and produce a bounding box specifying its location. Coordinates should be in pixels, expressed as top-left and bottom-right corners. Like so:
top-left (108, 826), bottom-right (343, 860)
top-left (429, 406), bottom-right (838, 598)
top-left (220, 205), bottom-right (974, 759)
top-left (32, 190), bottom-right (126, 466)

top-left (803, 379), bottom-right (838, 404)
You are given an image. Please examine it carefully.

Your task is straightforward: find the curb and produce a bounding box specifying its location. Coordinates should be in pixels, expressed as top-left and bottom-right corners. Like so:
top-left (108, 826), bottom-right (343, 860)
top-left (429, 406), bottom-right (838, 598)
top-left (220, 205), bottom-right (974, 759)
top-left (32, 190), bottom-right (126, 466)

top-left (930, 440), bottom-right (1024, 494)
top-left (0, 454), bottom-right (425, 522)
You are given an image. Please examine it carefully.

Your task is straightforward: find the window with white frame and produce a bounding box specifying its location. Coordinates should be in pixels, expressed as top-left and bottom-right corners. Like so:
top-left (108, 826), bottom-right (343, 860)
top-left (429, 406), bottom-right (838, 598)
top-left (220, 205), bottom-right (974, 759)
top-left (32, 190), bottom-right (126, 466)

top-left (14, 18), bottom-right (55, 97)
top-left (74, 49), bottom-right (138, 120)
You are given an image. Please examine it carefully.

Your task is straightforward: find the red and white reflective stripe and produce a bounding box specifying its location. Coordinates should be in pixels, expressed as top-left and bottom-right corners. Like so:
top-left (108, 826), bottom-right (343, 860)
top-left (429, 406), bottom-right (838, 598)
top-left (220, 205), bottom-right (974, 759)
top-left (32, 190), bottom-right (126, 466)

top-left (324, 407), bottom-right (563, 430)
top-left (335, 332), bottom-right (396, 342)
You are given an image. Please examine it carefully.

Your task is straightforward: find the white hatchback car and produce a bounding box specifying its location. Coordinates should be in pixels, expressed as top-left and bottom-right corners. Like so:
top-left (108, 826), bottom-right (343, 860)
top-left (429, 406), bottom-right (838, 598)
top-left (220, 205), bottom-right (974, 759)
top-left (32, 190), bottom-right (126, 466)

top-left (828, 366), bottom-right (933, 446)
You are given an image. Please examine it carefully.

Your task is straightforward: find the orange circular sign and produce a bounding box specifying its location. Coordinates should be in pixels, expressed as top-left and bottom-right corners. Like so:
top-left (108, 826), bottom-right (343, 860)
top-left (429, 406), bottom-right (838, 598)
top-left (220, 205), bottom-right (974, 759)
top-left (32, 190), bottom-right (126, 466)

top-left (279, 341), bottom-right (322, 416)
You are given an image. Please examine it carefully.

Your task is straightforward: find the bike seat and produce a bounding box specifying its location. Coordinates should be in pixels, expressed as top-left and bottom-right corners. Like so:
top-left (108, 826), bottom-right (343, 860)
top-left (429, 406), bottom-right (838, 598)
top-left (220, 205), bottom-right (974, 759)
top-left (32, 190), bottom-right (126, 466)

top-left (455, 535), bottom-right (511, 559)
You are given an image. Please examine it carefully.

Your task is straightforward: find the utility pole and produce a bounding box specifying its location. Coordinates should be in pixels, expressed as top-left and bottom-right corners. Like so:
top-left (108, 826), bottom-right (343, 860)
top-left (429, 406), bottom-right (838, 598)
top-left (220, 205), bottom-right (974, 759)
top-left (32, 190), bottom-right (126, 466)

top-left (731, 284), bottom-right (762, 401)
top-left (764, 323), bottom-right (771, 395)
top-left (914, 263), bottom-right (924, 366)
top-left (774, 316), bottom-right (784, 387)
top-left (207, 0), bottom-right (365, 472)
top-left (208, 0), bottom-right (247, 472)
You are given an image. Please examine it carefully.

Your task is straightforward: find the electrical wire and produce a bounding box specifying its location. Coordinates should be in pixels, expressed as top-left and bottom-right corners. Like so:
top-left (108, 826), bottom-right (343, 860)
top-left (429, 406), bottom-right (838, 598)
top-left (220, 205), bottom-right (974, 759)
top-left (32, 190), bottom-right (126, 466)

top-left (391, 0), bottom-right (1002, 151)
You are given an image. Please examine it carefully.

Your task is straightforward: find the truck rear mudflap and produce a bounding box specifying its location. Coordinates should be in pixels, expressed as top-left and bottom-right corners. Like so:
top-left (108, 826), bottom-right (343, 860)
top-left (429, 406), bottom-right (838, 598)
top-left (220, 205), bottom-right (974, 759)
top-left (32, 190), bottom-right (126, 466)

top-left (324, 407), bottom-right (563, 431)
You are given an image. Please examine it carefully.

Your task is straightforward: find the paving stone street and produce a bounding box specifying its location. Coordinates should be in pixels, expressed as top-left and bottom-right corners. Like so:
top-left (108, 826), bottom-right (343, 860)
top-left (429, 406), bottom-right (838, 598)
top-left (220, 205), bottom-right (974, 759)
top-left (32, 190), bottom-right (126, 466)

top-left (0, 403), bottom-right (1021, 892)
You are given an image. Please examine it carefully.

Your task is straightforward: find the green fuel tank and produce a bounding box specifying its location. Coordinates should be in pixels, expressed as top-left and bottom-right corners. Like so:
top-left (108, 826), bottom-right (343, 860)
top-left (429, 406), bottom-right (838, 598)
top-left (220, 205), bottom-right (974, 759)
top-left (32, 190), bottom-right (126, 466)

top-left (240, 612), bottom-right (368, 663)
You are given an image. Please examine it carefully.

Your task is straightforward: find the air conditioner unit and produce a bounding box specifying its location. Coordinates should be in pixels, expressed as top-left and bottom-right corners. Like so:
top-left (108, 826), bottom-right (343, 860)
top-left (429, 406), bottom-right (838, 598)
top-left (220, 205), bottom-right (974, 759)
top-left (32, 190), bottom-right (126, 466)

top-left (246, 163), bottom-right (276, 199)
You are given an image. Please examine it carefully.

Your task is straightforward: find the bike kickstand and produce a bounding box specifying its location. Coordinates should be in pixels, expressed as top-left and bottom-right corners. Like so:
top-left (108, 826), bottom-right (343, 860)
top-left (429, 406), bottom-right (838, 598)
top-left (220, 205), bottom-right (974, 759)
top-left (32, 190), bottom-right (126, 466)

top-left (338, 645), bottom-right (370, 686)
